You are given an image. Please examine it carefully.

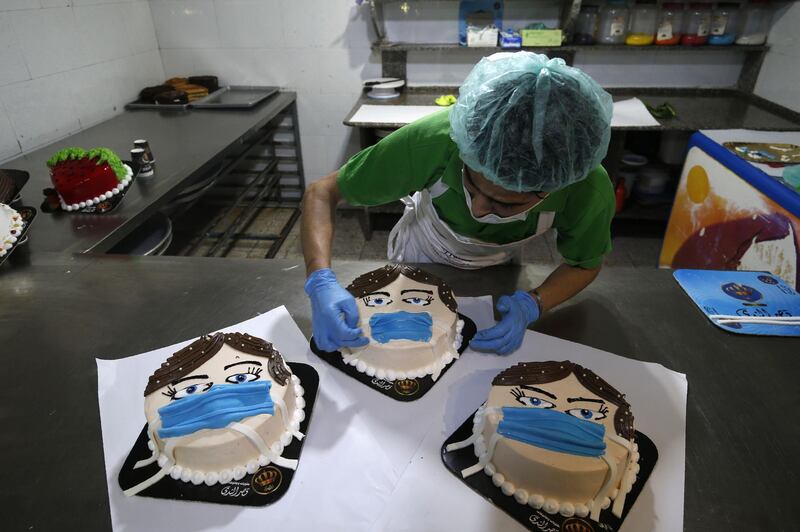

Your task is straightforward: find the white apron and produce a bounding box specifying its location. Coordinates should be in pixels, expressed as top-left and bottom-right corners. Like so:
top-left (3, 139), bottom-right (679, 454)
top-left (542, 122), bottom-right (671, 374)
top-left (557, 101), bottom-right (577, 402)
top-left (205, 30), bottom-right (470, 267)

top-left (387, 178), bottom-right (555, 269)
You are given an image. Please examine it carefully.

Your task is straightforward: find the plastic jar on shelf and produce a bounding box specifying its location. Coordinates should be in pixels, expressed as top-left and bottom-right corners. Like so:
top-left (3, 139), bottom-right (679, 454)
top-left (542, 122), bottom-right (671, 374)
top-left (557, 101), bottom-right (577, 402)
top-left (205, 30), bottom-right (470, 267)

top-left (598, 0), bottom-right (630, 44)
top-left (655, 3), bottom-right (684, 45)
top-left (574, 4), bottom-right (600, 44)
top-left (736, 0), bottom-right (771, 45)
top-left (708, 2), bottom-right (739, 45)
top-left (681, 3), bottom-right (711, 45)
top-left (626, 0), bottom-right (658, 45)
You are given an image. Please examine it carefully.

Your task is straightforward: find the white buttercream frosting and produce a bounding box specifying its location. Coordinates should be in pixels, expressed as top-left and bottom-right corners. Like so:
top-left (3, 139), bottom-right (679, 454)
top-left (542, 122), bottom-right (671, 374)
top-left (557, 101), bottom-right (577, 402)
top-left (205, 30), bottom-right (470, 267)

top-left (0, 203), bottom-right (24, 257)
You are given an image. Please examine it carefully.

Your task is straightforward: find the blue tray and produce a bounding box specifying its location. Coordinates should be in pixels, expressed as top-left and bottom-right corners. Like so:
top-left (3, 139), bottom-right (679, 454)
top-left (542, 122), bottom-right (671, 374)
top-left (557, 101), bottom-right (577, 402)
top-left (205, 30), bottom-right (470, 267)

top-left (674, 269), bottom-right (800, 337)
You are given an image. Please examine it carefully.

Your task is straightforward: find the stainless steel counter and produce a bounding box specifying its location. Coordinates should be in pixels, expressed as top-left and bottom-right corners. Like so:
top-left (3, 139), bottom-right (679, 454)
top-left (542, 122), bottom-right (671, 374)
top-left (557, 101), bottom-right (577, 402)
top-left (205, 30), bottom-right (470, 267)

top-left (1, 92), bottom-right (296, 254)
top-left (1, 254), bottom-right (797, 530)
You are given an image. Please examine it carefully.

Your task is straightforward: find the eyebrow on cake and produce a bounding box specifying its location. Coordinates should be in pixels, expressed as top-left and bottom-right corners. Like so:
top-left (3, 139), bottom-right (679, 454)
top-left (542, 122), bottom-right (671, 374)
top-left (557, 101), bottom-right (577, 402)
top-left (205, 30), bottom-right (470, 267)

top-left (224, 360), bottom-right (263, 370)
top-left (401, 289), bottom-right (434, 295)
top-left (171, 374), bottom-right (209, 385)
top-left (365, 291), bottom-right (391, 297)
top-left (520, 385), bottom-right (557, 400)
top-left (567, 397), bottom-right (605, 404)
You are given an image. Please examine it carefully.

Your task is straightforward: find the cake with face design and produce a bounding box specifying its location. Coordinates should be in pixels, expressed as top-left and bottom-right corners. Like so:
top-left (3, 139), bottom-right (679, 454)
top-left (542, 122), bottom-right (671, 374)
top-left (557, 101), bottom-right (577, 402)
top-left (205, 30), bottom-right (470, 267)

top-left (341, 264), bottom-right (464, 381)
top-left (123, 332), bottom-right (306, 496)
top-left (446, 361), bottom-right (639, 521)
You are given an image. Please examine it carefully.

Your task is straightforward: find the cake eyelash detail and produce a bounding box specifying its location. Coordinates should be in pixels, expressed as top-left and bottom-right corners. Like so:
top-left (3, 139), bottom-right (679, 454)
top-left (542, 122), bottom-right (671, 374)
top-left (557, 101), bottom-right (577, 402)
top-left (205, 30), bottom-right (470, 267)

top-left (510, 387), bottom-right (555, 408)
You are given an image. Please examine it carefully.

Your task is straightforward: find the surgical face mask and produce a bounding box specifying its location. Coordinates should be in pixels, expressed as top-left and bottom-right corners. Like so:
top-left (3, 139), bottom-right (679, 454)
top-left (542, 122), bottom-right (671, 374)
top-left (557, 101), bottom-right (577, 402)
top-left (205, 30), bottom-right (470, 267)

top-left (369, 311), bottom-right (433, 343)
top-left (462, 169), bottom-right (538, 224)
top-left (496, 406), bottom-right (606, 457)
top-left (158, 381), bottom-right (274, 439)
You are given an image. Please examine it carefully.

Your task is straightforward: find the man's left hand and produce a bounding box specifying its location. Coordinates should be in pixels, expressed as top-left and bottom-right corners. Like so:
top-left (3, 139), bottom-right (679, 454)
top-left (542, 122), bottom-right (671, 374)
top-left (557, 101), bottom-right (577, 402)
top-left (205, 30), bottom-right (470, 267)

top-left (470, 290), bottom-right (540, 355)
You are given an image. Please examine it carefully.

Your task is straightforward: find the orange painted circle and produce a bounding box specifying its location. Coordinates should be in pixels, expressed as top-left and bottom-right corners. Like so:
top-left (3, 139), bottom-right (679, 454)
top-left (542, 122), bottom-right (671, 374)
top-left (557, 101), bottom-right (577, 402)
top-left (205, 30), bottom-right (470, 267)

top-left (686, 165), bottom-right (710, 203)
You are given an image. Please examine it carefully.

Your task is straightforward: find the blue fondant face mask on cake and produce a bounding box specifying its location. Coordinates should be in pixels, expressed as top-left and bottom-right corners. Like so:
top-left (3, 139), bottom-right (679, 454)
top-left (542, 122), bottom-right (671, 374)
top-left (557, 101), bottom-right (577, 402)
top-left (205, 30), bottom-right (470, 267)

top-left (157, 380), bottom-right (273, 439)
top-left (369, 311), bottom-right (433, 343)
top-left (497, 406), bottom-right (606, 457)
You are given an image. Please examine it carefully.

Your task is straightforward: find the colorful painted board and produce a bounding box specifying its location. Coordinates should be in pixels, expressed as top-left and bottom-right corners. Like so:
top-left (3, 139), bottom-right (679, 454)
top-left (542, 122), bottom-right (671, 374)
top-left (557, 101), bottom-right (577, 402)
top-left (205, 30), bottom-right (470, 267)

top-left (674, 269), bottom-right (800, 337)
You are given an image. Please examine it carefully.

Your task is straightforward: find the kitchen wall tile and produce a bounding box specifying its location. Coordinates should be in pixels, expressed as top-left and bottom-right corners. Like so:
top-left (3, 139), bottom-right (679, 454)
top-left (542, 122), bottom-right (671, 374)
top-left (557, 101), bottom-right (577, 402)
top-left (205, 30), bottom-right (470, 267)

top-left (9, 7), bottom-right (87, 78)
top-left (64, 59), bottom-right (126, 129)
top-left (151, 0), bottom-right (220, 49)
top-left (116, 50), bottom-right (166, 101)
top-left (0, 0), bottom-right (42, 11)
top-left (0, 73), bottom-right (81, 152)
top-left (40, 0), bottom-right (72, 8)
top-left (0, 14), bottom-right (31, 87)
top-left (159, 48), bottom-right (196, 76)
top-left (0, 107), bottom-right (21, 163)
top-left (75, 4), bottom-right (132, 66)
top-left (120, 0), bottom-right (159, 54)
top-left (215, 0), bottom-right (284, 49)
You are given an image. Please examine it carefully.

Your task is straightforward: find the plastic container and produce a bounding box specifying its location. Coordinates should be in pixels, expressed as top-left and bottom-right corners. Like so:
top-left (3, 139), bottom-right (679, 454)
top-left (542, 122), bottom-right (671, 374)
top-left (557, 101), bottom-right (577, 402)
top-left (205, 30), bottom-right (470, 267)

top-left (598, 0), bottom-right (630, 44)
top-left (708, 3), bottom-right (739, 45)
top-left (736, 0), bottom-right (771, 45)
top-left (634, 164), bottom-right (672, 202)
top-left (681, 3), bottom-right (711, 45)
top-left (574, 5), bottom-right (600, 44)
top-left (626, 0), bottom-right (658, 46)
top-left (656, 3), bottom-right (684, 45)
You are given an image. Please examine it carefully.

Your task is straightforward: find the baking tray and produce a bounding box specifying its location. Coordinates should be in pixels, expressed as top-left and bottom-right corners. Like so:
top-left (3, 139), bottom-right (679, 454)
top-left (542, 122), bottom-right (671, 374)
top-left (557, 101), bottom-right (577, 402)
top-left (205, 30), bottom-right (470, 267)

top-left (125, 88), bottom-right (225, 111)
top-left (189, 86), bottom-right (279, 109)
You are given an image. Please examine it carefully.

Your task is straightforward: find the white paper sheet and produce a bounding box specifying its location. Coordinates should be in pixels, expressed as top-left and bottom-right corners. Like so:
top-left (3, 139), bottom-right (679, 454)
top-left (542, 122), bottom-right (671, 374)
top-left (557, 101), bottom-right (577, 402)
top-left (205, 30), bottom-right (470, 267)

top-left (611, 98), bottom-right (661, 128)
top-left (349, 105), bottom-right (445, 125)
top-left (98, 299), bottom-right (494, 532)
top-left (371, 330), bottom-right (688, 532)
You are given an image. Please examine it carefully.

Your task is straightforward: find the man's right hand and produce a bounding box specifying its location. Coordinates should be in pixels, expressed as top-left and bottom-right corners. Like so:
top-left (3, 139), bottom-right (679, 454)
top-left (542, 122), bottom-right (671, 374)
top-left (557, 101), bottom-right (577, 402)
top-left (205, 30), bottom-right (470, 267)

top-left (304, 268), bottom-right (369, 352)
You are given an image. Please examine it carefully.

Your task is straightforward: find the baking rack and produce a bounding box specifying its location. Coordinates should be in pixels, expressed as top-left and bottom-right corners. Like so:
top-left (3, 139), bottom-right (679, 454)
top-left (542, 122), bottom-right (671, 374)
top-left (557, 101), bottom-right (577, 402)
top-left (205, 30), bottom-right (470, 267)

top-left (177, 101), bottom-right (305, 258)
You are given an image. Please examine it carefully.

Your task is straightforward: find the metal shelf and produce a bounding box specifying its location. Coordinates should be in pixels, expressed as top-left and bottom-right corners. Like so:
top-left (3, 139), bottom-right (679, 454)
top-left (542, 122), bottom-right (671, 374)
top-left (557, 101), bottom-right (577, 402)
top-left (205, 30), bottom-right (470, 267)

top-left (374, 42), bottom-right (771, 53)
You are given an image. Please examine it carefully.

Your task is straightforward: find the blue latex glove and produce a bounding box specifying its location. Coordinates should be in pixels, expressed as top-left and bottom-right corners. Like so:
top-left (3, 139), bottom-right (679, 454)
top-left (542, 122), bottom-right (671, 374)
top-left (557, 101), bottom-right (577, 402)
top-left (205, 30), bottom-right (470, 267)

top-left (305, 268), bottom-right (369, 352)
top-left (470, 290), bottom-right (540, 355)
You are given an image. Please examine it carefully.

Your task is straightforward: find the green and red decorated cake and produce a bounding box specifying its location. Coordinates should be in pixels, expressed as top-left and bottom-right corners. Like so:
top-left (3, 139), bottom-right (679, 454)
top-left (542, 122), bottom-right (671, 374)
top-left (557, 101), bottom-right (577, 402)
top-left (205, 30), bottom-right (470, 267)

top-left (47, 147), bottom-right (132, 211)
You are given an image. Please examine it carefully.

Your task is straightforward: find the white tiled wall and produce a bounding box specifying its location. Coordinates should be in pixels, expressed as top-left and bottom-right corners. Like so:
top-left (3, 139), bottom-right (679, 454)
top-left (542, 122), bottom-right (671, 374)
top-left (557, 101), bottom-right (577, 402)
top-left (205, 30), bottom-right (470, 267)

top-left (0, 0), bottom-right (165, 164)
top-left (755, 2), bottom-right (800, 113)
top-left (151, 0), bottom-right (380, 184)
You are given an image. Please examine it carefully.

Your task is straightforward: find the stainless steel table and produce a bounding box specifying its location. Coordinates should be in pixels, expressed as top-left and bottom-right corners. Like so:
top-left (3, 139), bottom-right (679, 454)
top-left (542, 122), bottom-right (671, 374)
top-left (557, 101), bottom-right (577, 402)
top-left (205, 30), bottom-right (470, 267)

top-left (1, 92), bottom-right (296, 254)
top-left (1, 254), bottom-right (797, 531)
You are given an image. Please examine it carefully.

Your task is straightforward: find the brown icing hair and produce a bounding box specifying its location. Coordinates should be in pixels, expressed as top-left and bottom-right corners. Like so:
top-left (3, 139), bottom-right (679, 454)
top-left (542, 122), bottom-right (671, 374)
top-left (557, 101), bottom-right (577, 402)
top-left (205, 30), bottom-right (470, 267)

top-left (144, 332), bottom-right (290, 396)
top-left (346, 264), bottom-right (458, 313)
top-left (493, 361), bottom-right (634, 440)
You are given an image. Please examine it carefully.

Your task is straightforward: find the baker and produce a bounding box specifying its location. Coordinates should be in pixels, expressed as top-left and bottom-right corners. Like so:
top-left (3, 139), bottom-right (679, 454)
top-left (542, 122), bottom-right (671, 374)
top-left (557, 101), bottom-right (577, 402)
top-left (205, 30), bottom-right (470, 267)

top-left (302, 52), bottom-right (615, 355)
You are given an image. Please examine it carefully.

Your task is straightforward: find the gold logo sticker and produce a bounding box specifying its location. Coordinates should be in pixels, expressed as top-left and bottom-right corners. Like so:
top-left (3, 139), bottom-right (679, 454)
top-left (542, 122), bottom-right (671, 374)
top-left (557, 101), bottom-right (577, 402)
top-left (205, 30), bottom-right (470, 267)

top-left (394, 378), bottom-right (420, 396)
top-left (561, 517), bottom-right (596, 532)
top-left (251, 466), bottom-right (282, 495)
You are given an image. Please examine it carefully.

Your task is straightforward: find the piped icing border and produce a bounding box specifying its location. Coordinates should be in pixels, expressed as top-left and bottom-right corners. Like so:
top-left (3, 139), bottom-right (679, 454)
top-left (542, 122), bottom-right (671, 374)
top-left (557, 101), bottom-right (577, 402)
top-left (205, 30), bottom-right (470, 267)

top-left (342, 319), bottom-right (464, 382)
top-left (0, 203), bottom-right (23, 257)
top-left (58, 164), bottom-right (133, 212)
top-left (445, 403), bottom-right (640, 521)
top-left (123, 373), bottom-right (306, 496)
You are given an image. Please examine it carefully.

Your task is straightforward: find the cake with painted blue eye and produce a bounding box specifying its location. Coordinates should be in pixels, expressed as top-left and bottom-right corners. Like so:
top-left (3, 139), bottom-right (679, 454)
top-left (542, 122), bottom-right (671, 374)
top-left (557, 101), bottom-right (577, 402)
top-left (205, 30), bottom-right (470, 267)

top-left (123, 332), bottom-right (306, 496)
top-left (446, 361), bottom-right (639, 522)
top-left (343, 264), bottom-right (464, 381)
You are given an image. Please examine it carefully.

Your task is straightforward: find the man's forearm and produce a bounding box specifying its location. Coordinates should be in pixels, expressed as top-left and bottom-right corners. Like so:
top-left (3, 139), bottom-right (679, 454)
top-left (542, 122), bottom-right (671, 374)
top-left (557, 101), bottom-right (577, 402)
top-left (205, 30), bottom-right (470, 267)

top-left (531, 263), bottom-right (601, 313)
top-left (301, 172), bottom-right (341, 276)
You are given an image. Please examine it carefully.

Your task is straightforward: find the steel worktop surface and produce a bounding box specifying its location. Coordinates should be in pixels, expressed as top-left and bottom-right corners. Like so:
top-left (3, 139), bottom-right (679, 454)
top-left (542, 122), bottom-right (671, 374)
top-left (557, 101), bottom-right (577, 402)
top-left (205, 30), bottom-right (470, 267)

top-left (1, 254), bottom-right (797, 531)
top-left (0, 92), bottom-right (296, 255)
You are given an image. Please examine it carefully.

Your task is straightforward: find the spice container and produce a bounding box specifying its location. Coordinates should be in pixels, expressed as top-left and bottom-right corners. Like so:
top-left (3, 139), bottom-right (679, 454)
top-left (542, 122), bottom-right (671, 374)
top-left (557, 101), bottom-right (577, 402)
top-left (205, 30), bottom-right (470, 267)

top-left (708, 2), bottom-right (739, 45)
top-left (574, 5), bottom-right (600, 44)
top-left (598, 0), bottom-right (630, 44)
top-left (626, 0), bottom-right (658, 45)
top-left (736, 0), bottom-right (771, 45)
top-left (656, 3), bottom-right (684, 45)
top-left (680, 3), bottom-right (711, 45)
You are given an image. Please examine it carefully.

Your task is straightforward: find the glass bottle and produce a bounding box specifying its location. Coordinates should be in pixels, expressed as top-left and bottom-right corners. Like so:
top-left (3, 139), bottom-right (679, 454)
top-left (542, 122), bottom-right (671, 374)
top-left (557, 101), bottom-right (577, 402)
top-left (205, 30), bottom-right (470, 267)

top-left (574, 5), bottom-right (600, 44)
top-left (681, 3), bottom-right (711, 45)
top-left (708, 3), bottom-right (739, 45)
top-left (598, 0), bottom-right (630, 44)
top-left (736, 0), bottom-right (771, 45)
top-left (655, 3), bottom-right (684, 45)
top-left (626, 0), bottom-right (658, 45)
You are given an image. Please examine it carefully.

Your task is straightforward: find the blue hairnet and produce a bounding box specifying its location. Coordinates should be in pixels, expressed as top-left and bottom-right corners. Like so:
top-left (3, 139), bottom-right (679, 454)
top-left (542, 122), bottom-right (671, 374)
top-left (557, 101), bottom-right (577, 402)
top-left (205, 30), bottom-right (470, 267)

top-left (449, 52), bottom-right (613, 193)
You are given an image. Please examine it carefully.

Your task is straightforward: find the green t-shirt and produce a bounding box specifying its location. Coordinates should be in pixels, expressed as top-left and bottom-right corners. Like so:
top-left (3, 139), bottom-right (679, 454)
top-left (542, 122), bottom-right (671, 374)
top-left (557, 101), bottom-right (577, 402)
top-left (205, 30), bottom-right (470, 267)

top-left (338, 109), bottom-right (614, 268)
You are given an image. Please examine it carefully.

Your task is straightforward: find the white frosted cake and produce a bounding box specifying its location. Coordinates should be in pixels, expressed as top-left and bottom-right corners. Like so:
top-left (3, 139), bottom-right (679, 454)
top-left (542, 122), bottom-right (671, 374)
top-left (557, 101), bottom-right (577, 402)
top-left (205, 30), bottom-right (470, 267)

top-left (446, 361), bottom-right (639, 521)
top-left (124, 332), bottom-right (306, 496)
top-left (0, 203), bottom-right (23, 257)
top-left (341, 264), bottom-right (464, 381)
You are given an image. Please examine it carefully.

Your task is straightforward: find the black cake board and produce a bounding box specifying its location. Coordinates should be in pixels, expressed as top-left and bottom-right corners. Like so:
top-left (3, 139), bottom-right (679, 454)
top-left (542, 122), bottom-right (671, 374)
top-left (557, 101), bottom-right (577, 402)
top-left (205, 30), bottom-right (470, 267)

top-left (310, 313), bottom-right (476, 402)
top-left (118, 362), bottom-right (318, 507)
top-left (41, 160), bottom-right (141, 215)
top-left (2, 169), bottom-right (29, 205)
top-left (441, 409), bottom-right (658, 532)
top-left (0, 206), bottom-right (36, 267)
